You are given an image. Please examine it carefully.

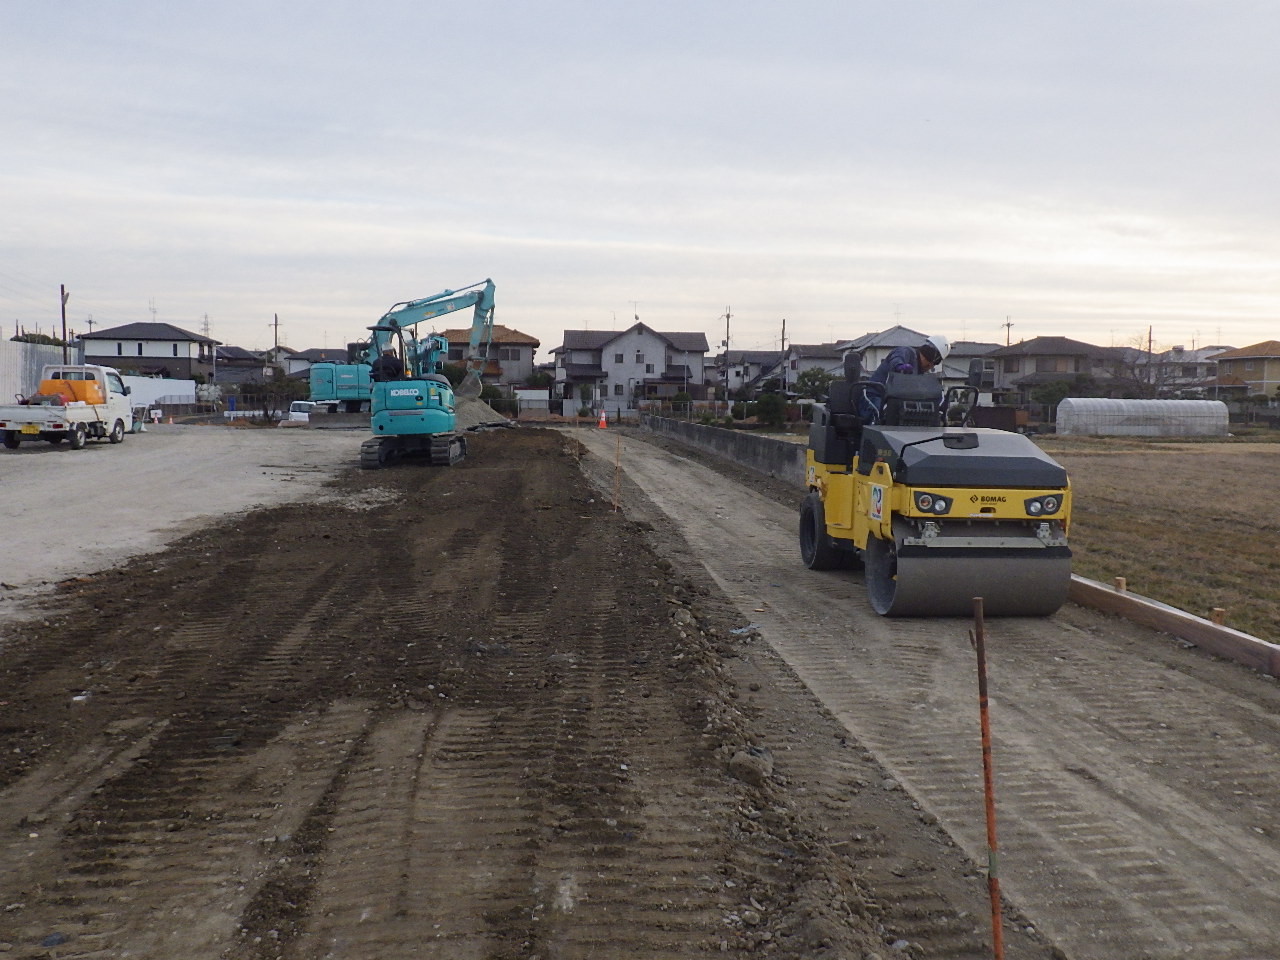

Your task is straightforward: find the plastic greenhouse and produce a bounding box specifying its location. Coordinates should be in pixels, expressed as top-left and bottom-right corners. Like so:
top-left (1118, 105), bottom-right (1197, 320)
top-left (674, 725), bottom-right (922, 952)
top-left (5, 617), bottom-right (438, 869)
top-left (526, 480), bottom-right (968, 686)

top-left (1055, 398), bottom-right (1228, 437)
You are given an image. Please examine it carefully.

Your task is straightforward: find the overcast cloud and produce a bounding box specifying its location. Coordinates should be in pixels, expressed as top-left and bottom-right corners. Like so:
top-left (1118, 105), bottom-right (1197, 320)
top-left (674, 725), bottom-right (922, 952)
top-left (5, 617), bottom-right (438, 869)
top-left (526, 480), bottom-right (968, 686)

top-left (2, 0), bottom-right (1277, 356)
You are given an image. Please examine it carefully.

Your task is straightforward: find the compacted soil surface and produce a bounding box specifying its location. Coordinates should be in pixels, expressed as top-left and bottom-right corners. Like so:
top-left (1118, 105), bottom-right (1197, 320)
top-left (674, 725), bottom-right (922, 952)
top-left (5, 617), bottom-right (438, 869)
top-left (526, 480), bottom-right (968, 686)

top-left (0, 429), bottom-right (1035, 959)
top-left (5, 425), bottom-right (1278, 960)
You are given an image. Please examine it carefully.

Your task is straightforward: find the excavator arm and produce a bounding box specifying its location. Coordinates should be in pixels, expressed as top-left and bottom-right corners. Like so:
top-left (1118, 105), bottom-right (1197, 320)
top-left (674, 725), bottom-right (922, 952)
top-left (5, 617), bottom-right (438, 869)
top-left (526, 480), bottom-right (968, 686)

top-left (375, 279), bottom-right (495, 396)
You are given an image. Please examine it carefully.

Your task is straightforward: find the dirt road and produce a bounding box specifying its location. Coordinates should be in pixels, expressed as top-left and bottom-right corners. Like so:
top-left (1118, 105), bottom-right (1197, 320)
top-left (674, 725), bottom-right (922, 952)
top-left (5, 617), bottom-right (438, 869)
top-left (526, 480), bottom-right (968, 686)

top-left (571, 426), bottom-right (1280, 960)
top-left (1, 424), bottom-right (1277, 959)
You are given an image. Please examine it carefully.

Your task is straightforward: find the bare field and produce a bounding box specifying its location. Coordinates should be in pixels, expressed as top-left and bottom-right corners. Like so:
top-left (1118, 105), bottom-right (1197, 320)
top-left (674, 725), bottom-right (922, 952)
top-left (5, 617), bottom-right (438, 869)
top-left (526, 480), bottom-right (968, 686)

top-left (1039, 436), bottom-right (1280, 642)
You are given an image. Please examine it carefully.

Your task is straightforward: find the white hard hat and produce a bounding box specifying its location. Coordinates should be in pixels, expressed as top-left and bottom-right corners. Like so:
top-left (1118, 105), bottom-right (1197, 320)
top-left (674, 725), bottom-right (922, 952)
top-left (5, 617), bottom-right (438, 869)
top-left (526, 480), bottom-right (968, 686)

top-left (922, 335), bottom-right (951, 364)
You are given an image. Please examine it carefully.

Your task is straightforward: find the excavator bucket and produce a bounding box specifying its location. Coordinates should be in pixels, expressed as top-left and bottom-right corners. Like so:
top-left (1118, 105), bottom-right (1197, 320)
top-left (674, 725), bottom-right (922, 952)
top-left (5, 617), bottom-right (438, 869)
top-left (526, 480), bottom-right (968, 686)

top-left (455, 369), bottom-right (484, 399)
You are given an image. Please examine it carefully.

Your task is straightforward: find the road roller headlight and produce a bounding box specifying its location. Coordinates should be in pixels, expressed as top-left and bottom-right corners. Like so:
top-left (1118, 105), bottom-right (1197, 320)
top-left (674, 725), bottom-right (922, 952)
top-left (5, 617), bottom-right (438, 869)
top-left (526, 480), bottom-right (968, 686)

top-left (1024, 495), bottom-right (1062, 516)
top-left (913, 491), bottom-right (951, 514)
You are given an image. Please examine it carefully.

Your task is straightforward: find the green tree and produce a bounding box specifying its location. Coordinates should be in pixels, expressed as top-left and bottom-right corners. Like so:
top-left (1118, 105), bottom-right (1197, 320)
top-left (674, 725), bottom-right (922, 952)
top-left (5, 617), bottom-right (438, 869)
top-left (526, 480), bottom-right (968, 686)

top-left (441, 362), bottom-right (466, 387)
top-left (11, 332), bottom-right (67, 346)
top-left (756, 392), bottom-right (786, 428)
top-left (525, 370), bottom-right (553, 388)
top-left (793, 368), bottom-right (837, 400)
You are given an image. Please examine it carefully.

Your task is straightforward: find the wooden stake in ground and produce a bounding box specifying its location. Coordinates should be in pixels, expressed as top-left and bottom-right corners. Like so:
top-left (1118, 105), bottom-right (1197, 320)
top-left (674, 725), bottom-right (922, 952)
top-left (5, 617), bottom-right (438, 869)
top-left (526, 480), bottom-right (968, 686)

top-left (971, 597), bottom-right (1004, 960)
top-left (613, 433), bottom-right (622, 511)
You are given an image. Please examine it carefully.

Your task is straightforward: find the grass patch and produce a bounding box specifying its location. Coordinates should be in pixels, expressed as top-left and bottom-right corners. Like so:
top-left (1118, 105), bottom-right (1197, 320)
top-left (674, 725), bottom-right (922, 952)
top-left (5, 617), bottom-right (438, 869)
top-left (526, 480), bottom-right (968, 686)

top-left (1041, 437), bottom-right (1280, 642)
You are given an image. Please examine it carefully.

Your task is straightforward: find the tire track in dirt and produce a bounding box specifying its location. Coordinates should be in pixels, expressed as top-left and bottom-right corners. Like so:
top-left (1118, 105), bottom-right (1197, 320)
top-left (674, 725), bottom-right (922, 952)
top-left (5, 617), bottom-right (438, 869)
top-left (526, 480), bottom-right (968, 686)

top-left (572, 427), bottom-right (1280, 960)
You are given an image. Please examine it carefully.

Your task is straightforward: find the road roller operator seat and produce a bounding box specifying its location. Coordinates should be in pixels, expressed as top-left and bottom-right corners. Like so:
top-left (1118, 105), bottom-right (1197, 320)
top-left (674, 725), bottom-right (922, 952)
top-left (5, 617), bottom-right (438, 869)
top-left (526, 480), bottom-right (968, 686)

top-left (809, 357), bottom-right (948, 466)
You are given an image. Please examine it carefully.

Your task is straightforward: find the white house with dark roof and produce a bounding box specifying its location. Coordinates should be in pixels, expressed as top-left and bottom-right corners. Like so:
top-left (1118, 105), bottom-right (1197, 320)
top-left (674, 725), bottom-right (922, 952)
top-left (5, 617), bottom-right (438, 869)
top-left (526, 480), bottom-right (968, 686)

top-left (781, 343), bottom-right (844, 393)
top-left (552, 323), bottom-right (709, 414)
top-left (78, 322), bottom-right (219, 380)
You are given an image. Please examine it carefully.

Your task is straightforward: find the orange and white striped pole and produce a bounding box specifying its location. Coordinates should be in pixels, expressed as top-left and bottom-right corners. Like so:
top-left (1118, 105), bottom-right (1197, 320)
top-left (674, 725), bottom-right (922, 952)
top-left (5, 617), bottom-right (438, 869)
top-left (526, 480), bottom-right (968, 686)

top-left (971, 597), bottom-right (1004, 960)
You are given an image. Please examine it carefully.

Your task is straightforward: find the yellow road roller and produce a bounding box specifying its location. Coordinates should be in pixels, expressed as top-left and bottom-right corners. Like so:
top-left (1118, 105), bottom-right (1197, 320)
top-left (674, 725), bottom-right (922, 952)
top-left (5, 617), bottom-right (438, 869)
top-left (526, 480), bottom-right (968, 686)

top-left (800, 367), bottom-right (1072, 617)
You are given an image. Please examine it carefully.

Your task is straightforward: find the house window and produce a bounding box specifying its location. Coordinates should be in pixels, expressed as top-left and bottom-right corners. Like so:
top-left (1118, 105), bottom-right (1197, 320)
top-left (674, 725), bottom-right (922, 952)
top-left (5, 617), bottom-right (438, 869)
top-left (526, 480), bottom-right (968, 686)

top-left (137, 343), bottom-right (143, 356)
top-left (172, 344), bottom-right (179, 357)
top-left (116, 343), bottom-right (123, 356)
top-left (791, 360), bottom-right (798, 369)
top-left (635, 353), bottom-right (644, 363)
top-left (615, 353), bottom-right (624, 363)
top-left (646, 363), bottom-right (654, 374)
top-left (614, 383), bottom-right (623, 395)
top-left (448, 348), bottom-right (464, 361)
top-left (1005, 358), bottom-right (1020, 373)
top-left (1036, 357), bottom-right (1067, 373)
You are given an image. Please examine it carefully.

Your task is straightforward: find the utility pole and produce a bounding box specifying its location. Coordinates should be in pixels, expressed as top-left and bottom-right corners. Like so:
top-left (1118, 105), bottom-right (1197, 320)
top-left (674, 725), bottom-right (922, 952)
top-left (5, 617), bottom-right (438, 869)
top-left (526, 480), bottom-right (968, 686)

top-left (86, 314), bottom-right (95, 333)
top-left (1002, 316), bottom-right (1013, 347)
top-left (60, 284), bottom-right (69, 362)
top-left (722, 306), bottom-right (732, 403)
top-left (203, 314), bottom-right (216, 382)
top-left (780, 317), bottom-right (787, 394)
top-left (271, 313), bottom-right (281, 351)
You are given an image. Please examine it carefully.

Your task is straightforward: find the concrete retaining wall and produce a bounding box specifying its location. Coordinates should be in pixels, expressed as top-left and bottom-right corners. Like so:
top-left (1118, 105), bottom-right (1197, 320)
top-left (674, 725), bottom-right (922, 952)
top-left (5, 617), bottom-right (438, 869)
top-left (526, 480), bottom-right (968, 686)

top-left (640, 416), bottom-right (806, 485)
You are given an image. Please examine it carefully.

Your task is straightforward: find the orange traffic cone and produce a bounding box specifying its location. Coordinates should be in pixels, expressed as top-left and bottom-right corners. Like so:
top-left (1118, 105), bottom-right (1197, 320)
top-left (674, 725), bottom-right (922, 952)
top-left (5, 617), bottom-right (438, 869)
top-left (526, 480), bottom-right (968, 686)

top-left (168, 416), bottom-right (174, 424)
top-left (598, 410), bottom-right (607, 429)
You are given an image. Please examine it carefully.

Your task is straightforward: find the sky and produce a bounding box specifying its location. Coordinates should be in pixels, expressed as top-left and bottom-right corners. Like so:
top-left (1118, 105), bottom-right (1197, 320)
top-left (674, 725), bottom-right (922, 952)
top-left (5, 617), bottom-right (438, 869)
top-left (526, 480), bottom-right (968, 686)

top-left (3, 1), bottom-right (1279, 359)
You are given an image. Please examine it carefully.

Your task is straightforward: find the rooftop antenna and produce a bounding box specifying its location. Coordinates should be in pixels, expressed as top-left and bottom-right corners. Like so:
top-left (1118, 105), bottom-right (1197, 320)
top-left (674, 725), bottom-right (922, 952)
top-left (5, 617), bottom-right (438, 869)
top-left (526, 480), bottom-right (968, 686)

top-left (149, 298), bottom-right (157, 322)
top-left (86, 313), bottom-right (95, 333)
top-left (630, 301), bottom-right (640, 324)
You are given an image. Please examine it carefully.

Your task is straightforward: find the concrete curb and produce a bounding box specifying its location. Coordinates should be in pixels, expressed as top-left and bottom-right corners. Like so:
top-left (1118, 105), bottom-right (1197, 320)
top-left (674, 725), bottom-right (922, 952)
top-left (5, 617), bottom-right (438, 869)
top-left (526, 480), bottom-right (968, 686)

top-left (1069, 575), bottom-right (1280, 678)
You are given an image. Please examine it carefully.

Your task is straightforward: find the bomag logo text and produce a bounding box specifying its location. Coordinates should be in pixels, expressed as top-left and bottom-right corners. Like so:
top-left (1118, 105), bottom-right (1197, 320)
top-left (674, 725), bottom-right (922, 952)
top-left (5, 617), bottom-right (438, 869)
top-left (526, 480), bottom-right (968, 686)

top-left (970, 494), bottom-right (1007, 503)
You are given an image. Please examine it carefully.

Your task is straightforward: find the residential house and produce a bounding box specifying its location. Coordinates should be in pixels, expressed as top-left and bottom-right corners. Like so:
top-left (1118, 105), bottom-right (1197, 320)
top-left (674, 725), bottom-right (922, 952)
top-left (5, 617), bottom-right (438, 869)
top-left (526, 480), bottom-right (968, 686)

top-left (988, 337), bottom-right (1112, 407)
top-left (438, 324), bottom-right (541, 388)
top-left (837, 328), bottom-right (992, 390)
top-left (212, 346), bottom-right (277, 387)
top-left (1209, 341), bottom-right (1280, 399)
top-left (1132, 344), bottom-right (1234, 397)
top-left (838, 325), bottom-right (930, 379)
top-left (78, 322), bottom-right (219, 380)
top-left (781, 343), bottom-right (843, 394)
top-left (720, 350), bottom-right (784, 398)
top-left (282, 348), bottom-right (351, 378)
top-left (553, 323), bottom-right (709, 414)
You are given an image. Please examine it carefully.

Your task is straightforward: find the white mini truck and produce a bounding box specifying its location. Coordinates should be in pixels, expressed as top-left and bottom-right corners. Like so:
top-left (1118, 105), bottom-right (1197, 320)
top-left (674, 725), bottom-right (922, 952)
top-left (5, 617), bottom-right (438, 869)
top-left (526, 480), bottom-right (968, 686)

top-left (0, 364), bottom-right (134, 450)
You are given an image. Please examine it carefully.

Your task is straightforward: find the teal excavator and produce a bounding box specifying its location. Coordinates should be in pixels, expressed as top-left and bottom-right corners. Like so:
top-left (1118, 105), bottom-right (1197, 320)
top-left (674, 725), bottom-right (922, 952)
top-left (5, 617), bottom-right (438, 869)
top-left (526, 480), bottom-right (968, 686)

top-left (354, 278), bottom-right (495, 469)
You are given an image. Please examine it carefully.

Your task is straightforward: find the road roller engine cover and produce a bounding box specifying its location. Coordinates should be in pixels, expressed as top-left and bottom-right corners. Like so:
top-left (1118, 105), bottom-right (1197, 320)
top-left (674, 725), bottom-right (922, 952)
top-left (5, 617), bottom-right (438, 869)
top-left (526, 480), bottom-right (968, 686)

top-left (800, 358), bottom-right (1072, 617)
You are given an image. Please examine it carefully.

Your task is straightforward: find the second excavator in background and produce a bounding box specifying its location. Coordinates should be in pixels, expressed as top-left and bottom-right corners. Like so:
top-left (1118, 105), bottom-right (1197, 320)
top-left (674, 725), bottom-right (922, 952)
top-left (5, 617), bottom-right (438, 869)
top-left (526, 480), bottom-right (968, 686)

top-left (352, 278), bottom-right (496, 469)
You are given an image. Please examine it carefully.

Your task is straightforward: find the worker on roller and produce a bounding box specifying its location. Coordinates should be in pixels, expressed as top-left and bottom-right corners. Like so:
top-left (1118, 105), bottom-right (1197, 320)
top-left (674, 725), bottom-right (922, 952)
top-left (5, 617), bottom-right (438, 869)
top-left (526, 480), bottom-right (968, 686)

top-left (860, 334), bottom-right (950, 421)
top-left (370, 346), bottom-right (404, 382)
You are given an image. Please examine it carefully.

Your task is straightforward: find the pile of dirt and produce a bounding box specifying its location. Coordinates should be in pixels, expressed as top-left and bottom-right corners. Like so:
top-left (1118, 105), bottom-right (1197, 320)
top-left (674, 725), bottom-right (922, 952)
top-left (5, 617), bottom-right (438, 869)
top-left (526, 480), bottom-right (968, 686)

top-left (454, 395), bottom-right (510, 429)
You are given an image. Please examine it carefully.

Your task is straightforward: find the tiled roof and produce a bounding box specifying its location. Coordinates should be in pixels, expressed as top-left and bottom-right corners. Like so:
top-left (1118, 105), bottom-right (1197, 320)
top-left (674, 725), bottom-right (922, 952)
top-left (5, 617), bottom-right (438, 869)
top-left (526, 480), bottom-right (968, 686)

top-left (990, 336), bottom-right (1107, 358)
top-left (1210, 340), bottom-right (1280, 360)
top-left (292, 348), bottom-right (349, 362)
top-left (556, 323), bottom-right (708, 353)
top-left (438, 324), bottom-right (540, 346)
top-left (80, 322), bottom-right (219, 344)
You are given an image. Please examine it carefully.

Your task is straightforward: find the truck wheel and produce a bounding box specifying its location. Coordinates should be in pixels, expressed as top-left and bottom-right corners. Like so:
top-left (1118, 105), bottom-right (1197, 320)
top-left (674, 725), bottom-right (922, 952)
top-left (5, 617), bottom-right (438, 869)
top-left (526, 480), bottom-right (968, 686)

top-left (108, 419), bottom-right (126, 443)
top-left (800, 491), bottom-right (846, 570)
top-left (68, 424), bottom-right (87, 450)
top-left (2, 431), bottom-right (19, 450)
